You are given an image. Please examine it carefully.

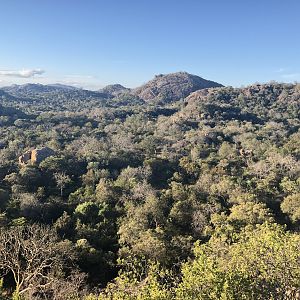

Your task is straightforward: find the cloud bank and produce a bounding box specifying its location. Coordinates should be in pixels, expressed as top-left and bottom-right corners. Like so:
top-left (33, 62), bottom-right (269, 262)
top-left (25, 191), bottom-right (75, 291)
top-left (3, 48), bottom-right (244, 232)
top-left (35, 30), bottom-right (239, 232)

top-left (0, 69), bottom-right (45, 78)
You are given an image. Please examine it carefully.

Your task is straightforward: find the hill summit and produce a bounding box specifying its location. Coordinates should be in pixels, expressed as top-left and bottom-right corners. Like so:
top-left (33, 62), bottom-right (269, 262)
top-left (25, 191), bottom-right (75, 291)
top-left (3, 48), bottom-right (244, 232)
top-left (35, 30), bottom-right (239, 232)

top-left (99, 84), bottom-right (130, 96)
top-left (133, 71), bottom-right (223, 103)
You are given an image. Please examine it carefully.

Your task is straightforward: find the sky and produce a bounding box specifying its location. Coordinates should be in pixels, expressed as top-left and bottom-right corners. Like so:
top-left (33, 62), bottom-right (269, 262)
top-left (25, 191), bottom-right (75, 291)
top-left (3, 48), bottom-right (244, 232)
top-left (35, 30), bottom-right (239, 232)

top-left (0, 0), bottom-right (299, 90)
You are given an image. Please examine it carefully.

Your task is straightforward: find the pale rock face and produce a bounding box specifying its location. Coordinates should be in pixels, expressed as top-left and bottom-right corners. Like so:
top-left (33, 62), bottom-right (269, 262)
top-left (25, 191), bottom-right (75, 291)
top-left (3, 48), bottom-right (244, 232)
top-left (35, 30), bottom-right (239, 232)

top-left (31, 147), bottom-right (55, 164)
top-left (18, 147), bottom-right (55, 166)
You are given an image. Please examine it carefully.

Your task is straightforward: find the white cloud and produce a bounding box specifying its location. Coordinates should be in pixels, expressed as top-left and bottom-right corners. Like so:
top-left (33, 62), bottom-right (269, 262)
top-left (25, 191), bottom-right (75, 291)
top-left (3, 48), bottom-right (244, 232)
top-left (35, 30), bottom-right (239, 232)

top-left (0, 68), bottom-right (45, 78)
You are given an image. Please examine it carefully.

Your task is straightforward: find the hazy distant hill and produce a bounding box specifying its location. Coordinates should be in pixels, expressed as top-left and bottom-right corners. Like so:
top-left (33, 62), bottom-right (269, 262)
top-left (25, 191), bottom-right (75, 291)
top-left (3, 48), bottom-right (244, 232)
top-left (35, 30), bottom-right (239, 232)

top-left (2, 83), bottom-right (79, 95)
top-left (133, 71), bottom-right (223, 103)
top-left (2, 83), bottom-right (109, 99)
top-left (0, 83), bottom-right (111, 112)
top-left (46, 83), bottom-right (80, 91)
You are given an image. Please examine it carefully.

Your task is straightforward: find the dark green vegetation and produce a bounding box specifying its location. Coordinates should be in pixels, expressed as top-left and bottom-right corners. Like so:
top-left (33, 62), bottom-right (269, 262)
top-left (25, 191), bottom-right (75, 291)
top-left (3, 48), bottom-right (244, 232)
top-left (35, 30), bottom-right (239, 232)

top-left (0, 72), bottom-right (300, 299)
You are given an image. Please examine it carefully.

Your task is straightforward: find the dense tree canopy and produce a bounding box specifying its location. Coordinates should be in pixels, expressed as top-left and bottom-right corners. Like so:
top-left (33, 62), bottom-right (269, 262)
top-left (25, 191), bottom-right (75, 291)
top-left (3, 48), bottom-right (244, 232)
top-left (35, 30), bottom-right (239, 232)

top-left (0, 81), bottom-right (300, 299)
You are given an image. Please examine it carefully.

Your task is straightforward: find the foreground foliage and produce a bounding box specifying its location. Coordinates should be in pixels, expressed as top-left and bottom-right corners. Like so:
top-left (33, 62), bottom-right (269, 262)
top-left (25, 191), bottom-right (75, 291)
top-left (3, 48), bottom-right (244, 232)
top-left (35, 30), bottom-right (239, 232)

top-left (95, 224), bottom-right (300, 299)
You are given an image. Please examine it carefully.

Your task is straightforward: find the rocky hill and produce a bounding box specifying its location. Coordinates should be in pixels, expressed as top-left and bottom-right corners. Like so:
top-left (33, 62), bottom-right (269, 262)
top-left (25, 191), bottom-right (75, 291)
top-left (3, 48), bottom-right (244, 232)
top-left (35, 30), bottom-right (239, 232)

top-left (99, 84), bottom-right (131, 97)
top-left (178, 83), bottom-right (300, 124)
top-left (133, 71), bottom-right (223, 103)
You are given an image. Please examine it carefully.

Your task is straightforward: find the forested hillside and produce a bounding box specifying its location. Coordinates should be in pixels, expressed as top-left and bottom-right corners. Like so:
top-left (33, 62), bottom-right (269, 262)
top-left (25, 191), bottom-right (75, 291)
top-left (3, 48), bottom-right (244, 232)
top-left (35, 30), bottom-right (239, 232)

top-left (0, 75), bottom-right (300, 299)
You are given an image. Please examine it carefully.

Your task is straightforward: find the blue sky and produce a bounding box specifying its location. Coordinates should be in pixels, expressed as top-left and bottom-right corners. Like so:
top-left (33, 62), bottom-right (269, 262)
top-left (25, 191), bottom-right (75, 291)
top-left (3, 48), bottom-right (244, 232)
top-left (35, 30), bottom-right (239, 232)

top-left (0, 0), bottom-right (299, 89)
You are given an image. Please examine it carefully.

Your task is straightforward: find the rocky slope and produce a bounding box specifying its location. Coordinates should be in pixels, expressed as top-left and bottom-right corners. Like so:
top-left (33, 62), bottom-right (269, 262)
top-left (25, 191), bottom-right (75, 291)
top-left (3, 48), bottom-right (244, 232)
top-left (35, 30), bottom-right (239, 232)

top-left (179, 83), bottom-right (300, 123)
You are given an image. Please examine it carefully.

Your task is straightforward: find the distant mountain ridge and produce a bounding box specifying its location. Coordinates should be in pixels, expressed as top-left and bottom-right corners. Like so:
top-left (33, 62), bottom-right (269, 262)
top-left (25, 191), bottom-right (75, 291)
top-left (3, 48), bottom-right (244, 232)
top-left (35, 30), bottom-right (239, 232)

top-left (2, 83), bottom-right (85, 95)
top-left (0, 83), bottom-right (111, 111)
top-left (46, 83), bottom-right (80, 91)
top-left (0, 72), bottom-right (223, 107)
top-left (1, 83), bottom-right (111, 101)
top-left (1, 71), bottom-right (222, 97)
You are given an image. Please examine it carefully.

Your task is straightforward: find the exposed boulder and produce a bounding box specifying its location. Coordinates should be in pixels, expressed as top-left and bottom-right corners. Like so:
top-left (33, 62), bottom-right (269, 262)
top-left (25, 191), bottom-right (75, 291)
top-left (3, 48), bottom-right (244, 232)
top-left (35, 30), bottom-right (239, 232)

top-left (31, 147), bottom-right (55, 164)
top-left (19, 147), bottom-right (55, 166)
